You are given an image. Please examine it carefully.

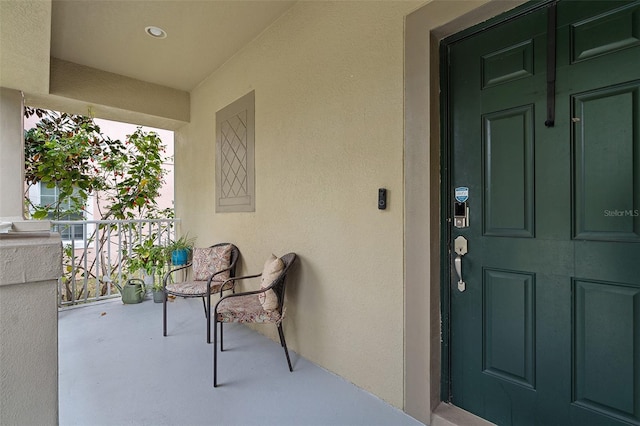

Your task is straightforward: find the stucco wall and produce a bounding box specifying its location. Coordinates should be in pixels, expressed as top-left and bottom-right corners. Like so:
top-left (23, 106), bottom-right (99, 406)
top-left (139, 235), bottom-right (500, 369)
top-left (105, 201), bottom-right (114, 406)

top-left (0, 235), bottom-right (62, 426)
top-left (176, 1), bottom-right (422, 407)
top-left (0, 88), bottom-right (25, 219)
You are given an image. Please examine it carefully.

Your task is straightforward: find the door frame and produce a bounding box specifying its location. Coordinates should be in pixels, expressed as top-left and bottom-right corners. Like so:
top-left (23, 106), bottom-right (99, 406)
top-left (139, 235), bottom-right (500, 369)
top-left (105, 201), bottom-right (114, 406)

top-left (438, 0), bottom-right (554, 404)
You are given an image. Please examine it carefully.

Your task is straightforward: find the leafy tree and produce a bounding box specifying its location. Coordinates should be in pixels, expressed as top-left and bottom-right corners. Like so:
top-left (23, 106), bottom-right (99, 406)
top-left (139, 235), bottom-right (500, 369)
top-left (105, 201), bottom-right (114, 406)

top-left (24, 107), bottom-right (173, 303)
top-left (24, 107), bottom-right (169, 220)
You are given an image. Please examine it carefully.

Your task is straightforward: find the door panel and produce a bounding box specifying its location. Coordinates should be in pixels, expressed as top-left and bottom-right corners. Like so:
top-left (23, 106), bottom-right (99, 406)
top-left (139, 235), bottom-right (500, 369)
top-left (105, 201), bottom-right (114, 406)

top-left (569, 2), bottom-right (640, 63)
top-left (483, 105), bottom-right (535, 237)
top-left (482, 268), bottom-right (536, 389)
top-left (573, 279), bottom-right (640, 423)
top-left (446, 1), bottom-right (640, 425)
top-left (573, 81), bottom-right (640, 241)
top-left (481, 40), bottom-right (535, 88)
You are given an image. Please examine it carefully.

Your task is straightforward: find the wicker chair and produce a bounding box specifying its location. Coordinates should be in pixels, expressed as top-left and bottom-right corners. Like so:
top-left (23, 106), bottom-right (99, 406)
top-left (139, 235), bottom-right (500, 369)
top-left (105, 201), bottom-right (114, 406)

top-left (162, 243), bottom-right (240, 343)
top-left (213, 252), bottom-right (297, 387)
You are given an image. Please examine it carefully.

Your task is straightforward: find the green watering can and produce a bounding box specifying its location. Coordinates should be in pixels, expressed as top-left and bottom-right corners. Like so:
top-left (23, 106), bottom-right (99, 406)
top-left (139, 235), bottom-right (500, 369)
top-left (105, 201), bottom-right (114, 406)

top-left (114, 278), bottom-right (146, 304)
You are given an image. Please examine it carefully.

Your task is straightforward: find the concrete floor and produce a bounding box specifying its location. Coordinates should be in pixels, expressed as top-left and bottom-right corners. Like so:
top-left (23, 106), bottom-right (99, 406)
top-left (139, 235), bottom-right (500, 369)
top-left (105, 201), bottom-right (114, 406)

top-left (58, 297), bottom-right (425, 426)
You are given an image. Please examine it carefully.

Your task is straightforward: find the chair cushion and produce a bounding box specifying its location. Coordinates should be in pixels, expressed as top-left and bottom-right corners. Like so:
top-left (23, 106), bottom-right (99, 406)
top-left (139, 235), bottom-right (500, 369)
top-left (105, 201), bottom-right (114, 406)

top-left (192, 245), bottom-right (232, 281)
top-left (217, 294), bottom-right (282, 323)
top-left (165, 280), bottom-right (228, 296)
top-left (258, 254), bottom-right (284, 311)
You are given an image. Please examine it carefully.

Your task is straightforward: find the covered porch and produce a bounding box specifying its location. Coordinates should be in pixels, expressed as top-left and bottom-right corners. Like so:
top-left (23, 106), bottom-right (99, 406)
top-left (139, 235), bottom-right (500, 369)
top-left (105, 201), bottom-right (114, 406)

top-left (1, 1), bottom-right (522, 425)
top-left (59, 297), bottom-right (423, 426)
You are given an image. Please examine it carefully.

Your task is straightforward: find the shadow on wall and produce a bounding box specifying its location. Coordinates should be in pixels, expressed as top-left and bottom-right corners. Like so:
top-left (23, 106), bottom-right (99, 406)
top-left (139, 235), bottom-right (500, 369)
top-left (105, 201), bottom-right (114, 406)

top-left (283, 254), bottom-right (326, 358)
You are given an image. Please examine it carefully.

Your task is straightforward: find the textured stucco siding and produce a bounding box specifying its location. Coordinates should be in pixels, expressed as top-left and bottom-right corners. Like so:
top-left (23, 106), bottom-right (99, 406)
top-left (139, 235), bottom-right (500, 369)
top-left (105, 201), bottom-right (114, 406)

top-left (176, 1), bottom-right (423, 408)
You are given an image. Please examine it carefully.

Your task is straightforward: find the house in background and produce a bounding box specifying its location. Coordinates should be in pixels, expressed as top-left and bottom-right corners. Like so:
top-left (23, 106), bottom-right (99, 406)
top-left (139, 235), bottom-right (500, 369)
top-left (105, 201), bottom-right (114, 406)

top-left (1, 1), bottom-right (638, 425)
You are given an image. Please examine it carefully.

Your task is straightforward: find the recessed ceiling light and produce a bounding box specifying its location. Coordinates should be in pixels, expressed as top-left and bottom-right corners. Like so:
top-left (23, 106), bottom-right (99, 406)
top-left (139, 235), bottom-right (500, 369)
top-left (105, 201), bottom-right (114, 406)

top-left (145, 26), bottom-right (167, 39)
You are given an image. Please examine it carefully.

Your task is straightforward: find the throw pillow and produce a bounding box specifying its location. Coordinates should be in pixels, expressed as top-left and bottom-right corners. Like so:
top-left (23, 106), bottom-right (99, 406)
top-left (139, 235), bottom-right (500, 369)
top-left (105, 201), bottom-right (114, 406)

top-left (258, 254), bottom-right (284, 311)
top-left (192, 245), bottom-right (232, 281)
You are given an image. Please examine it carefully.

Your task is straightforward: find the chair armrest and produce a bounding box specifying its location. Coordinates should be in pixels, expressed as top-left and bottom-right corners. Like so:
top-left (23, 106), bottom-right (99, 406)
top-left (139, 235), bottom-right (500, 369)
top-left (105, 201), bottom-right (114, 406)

top-left (205, 264), bottom-right (246, 285)
top-left (213, 274), bottom-right (284, 313)
top-left (214, 282), bottom-right (273, 314)
top-left (214, 269), bottom-right (288, 309)
top-left (163, 263), bottom-right (193, 287)
top-left (217, 273), bottom-right (262, 294)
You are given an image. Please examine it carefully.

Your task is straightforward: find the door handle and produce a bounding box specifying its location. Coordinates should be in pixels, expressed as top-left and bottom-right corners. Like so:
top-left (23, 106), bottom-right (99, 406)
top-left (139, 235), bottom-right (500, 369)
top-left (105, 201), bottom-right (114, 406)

top-left (454, 255), bottom-right (465, 291)
top-left (454, 236), bottom-right (467, 292)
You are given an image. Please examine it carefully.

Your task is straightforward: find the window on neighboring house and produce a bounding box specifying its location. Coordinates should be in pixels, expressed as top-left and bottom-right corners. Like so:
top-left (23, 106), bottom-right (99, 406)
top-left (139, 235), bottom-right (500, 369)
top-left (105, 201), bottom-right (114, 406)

top-left (30, 184), bottom-right (92, 242)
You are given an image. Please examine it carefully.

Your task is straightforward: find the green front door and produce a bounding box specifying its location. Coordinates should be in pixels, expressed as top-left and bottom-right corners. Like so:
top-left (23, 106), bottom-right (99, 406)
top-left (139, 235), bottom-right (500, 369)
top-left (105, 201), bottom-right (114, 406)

top-left (445, 1), bottom-right (640, 424)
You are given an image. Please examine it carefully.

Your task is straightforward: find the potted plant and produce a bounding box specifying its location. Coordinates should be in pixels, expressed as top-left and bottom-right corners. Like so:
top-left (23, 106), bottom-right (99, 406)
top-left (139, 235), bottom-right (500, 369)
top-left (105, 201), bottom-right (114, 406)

top-left (151, 281), bottom-right (165, 303)
top-left (127, 239), bottom-right (168, 288)
top-left (166, 234), bottom-right (195, 266)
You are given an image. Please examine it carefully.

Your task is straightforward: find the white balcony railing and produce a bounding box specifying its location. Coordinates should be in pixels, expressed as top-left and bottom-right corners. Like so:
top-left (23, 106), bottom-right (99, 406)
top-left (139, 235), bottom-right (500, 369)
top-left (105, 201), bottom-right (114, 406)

top-left (52, 219), bottom-right (179, 307)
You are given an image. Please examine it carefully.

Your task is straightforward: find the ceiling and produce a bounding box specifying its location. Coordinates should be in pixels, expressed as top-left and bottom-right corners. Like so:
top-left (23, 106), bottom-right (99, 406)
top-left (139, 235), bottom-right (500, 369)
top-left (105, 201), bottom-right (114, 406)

top-left (50, 0), bottom-right (297, 92)
top-left (0, 0), bottom-right (296, 128)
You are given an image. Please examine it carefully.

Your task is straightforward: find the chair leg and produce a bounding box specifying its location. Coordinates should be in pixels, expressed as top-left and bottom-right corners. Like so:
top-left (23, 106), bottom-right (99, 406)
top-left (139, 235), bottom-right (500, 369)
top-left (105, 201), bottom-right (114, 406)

top-left (278, 324), bottom-right (293, 372)
top-left (163, 291), bottom-right (168, 337)
top-left (206, 294), bottom-right (212, 344)
top-left (277, 324), bottom-right (285, 347)
top-left (201, 297), bottom-right (208, 318)
top-left (213, 318), bottom-right (218, 387)
top-left (220, 322), bottom-right (224, 352)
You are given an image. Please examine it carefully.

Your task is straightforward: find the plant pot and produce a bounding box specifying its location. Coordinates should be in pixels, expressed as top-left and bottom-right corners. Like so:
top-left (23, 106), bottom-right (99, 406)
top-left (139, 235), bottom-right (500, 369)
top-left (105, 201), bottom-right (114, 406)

top-left (152, 289), bottom-right (165, 303)
top-left (118, 279), bottom-right (145, 304)
top-left (171, 249), bottom-right (189, 265)
top-left (143, 272), bottom-right (155, 288)
top-left (141, 273), bottom-right (154, 296)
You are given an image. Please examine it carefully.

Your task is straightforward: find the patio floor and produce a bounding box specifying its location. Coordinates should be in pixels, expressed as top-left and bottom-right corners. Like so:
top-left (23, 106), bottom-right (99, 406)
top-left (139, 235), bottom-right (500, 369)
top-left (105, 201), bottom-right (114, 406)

top-left (58, 296), bottom-right (425, 426)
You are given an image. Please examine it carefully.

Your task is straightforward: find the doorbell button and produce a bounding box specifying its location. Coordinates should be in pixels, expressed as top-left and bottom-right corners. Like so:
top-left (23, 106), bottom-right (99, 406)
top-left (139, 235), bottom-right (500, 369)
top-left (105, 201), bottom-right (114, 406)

top-left (378, 188), bottom-right (387, 210)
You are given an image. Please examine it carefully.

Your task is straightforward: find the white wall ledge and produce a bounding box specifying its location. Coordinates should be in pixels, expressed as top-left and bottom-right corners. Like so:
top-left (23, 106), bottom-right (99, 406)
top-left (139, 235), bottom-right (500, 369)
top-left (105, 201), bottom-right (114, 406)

top-left (0, 218), bottom-right (51, 233)
top-left (0, 232), bottom-right (62, 286)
